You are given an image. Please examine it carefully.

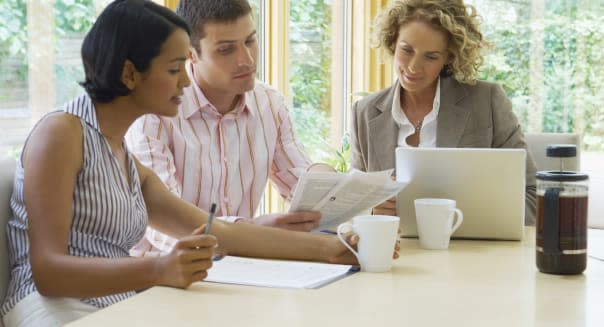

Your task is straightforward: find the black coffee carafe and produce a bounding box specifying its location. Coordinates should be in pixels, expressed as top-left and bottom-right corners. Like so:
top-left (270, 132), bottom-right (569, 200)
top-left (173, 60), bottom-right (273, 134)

top-left (536, 144), bottom-right (589, 274)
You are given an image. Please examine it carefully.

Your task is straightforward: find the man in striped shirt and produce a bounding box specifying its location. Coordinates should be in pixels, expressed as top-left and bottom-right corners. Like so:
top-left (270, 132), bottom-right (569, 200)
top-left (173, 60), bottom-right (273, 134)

top-left (126, 0), bottom-right (333, 254)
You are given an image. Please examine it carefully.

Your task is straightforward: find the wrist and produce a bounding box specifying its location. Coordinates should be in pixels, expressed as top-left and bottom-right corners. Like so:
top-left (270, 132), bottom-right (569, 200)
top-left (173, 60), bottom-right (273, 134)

top-left (148, 256), bottom-right (166, 287)
top-left (234, 217), bottom-right (253, 224)
top-left (318, 234), bottom-right (336, 263)
top-left (224, 216), bottom-right (248, 224)
top-left (306, 162), bottom-right (336, 172)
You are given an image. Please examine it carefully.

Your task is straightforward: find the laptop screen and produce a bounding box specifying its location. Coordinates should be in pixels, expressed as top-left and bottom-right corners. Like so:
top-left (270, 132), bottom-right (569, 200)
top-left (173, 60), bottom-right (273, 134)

top-left (395, 147), bottom-right (526, 240)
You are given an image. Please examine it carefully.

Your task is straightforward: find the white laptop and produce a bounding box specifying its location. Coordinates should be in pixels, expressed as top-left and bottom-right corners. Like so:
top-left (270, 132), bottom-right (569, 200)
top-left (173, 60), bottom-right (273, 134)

top-left (395, 147), bottom-right (526, 240)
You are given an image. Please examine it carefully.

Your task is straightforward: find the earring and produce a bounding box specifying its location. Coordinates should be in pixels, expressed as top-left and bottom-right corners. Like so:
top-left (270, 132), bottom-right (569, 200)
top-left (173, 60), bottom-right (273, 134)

top-left (440, 64), bottom-right (453, 77)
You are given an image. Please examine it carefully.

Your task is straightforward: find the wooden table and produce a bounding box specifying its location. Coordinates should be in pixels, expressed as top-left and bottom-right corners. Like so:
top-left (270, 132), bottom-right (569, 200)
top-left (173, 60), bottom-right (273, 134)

top-left (68, 227), bottom-right (604, 327)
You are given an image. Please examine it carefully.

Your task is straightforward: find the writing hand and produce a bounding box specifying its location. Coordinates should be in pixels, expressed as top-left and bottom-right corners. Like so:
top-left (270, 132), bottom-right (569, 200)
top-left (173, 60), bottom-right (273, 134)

top-left (154, 229), bottom-right (216, 289)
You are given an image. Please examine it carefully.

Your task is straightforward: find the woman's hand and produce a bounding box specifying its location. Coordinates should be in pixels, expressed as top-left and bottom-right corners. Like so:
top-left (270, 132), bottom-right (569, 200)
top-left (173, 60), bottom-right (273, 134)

top-left (373, 175), bottom-right (397, 216)
top-left (321, 234), bottom-right (401, 265)
top-left (322, 233), bottom-right (359, 265)
top-left (153, 226), bottom-right (216, 289)
top-left (372, 196), bottom-right (397, 216)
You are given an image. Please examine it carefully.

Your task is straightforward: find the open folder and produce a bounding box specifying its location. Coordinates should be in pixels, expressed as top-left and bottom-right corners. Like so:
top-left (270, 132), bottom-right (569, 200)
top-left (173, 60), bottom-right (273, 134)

top-left (205, 256), bottom-right (357, 289)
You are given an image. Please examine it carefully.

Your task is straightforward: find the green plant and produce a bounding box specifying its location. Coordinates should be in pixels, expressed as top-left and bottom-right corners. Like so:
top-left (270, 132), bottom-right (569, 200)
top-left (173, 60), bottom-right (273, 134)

top-left (324, 132), bottom-right (350, 173)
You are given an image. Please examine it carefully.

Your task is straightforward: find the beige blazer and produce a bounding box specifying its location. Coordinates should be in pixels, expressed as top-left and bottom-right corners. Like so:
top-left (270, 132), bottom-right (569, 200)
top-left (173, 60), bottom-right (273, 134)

top-left (350, 77), bottom-right (537, 224)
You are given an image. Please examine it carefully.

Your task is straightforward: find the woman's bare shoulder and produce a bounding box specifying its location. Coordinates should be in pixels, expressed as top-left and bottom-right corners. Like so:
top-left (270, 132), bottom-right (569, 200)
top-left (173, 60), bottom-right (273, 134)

top-left (22, 112), bottom-right (83, 167)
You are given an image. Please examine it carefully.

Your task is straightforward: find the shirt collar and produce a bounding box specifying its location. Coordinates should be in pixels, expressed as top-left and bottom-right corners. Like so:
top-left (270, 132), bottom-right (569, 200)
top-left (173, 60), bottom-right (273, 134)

top-left (184, 62), bottom-right (253, 119)
top-left (391, 77), bottom-right (441, 127)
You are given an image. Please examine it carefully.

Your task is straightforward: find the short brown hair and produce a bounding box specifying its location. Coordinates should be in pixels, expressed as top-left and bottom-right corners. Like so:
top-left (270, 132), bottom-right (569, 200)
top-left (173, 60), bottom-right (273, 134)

top-left (176, 0), bottom-right (252, 54)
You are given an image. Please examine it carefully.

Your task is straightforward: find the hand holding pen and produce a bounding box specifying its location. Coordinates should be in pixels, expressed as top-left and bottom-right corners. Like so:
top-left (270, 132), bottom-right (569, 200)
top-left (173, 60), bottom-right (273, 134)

top-left (204, 203), bottom-right (217, 235)
top-left (158, 203), bottom-right (217, 288)
top-left (204, 203), bottom-right (223, 260)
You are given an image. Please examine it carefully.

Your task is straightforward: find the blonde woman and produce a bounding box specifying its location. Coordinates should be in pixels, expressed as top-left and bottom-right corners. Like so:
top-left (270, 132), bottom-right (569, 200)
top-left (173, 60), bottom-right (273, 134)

top-left (350, 0), bottom-right (537, 224)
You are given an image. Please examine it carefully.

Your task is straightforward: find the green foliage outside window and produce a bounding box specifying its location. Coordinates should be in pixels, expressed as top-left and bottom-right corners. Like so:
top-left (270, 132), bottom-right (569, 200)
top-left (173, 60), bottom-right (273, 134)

top-left (476, 0), bottom-right (604, 150)
top-left (0, 0), bottom-right (95, 108)
top-left (289, 0), bottom-right (337, 165)
top-left (288, 0), bottom-right (604, 162)
top-left (54, 0), bottom-right (96, 106)
top-left (56, 0), bottom-right (96, 34)
top-left (0, 0), bottom-right (27, 104)
top-left (0, 1), bottom-right (27, 61)
top-left (2, 0), bottom-right (602, 157)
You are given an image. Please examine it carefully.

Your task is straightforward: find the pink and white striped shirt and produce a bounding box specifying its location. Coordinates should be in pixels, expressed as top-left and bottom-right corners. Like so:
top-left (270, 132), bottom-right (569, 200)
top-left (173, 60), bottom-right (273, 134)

top-left (126, 63), bottom-right (312, 253)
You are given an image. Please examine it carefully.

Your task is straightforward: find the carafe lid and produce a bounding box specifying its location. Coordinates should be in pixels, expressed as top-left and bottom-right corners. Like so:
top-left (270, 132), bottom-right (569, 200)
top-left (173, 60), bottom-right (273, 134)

top-left (536, 170), bottom-right (588, 182)
top-left (546, 144), bottom-right (576, 158)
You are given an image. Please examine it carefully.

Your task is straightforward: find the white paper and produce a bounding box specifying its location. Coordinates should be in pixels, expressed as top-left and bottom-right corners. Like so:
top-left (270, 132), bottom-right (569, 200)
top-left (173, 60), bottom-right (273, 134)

top-left (289, 169), bottom-right (408, 229)
top-left (289, 171), bottom-right (345, 212)
top-left (205, 256), bottom-right (354, 289)
top-left (588, 228), bottom-right (604, 261)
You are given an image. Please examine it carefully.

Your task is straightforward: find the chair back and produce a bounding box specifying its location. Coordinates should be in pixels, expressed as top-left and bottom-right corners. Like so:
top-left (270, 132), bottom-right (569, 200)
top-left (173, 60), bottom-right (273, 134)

top-left (524, 132), bottom-right (581, 171)
top-left (0, 155), bottom-right (16, 325)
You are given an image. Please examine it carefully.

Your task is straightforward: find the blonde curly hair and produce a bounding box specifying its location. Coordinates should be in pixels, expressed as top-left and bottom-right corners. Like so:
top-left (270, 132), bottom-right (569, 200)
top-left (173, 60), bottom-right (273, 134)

top-left (373, 0), bottom-right (490, 84)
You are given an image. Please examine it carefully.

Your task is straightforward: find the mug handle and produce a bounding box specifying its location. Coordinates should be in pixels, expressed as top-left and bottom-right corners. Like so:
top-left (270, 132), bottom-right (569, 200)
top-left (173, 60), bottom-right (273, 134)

top-left (449, 208), bottom-right (464, 235)
top-left (336, 222), bottom-right (358, 257)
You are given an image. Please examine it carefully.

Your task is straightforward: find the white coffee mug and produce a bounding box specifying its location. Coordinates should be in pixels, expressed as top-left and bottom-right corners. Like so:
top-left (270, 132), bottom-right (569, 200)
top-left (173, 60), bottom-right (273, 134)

top-left (336, 215), bottom-right (399, 272)
top-left (414, 198), bottom-right (463, 250)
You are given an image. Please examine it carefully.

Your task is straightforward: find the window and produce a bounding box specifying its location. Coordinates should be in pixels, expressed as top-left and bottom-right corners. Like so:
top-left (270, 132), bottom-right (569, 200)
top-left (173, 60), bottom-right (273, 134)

top-left (259, 0), bottom-right (354, 213)
top-left (16, 1), bottom-right (596, 216)
top-left (259, 0), bottom-right (353, 171)
top-left (0, 0), bottom-right (163, 156)
top-left (288, 0), bottom-right (351, 171)
top-left (467, 0), bottom-right (603, 176)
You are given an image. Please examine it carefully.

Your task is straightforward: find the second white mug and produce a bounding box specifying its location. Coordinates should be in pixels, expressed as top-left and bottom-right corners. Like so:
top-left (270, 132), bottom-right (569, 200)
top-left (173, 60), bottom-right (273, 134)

top-left (414, 198), bottom-right (463, 250)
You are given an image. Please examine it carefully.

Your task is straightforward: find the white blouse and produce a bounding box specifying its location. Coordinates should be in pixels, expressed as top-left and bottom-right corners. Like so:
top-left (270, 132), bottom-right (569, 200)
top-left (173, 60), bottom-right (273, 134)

top-left (391, 77), bottom-right (441, 148)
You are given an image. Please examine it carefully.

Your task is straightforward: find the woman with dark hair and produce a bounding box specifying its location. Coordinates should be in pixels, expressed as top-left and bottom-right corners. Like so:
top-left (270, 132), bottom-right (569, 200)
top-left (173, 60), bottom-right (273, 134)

top-left (0, 1), bottom-right (370, 326)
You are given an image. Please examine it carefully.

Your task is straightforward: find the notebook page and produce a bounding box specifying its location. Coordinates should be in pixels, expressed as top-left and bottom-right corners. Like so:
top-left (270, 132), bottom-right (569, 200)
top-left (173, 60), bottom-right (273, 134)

top-left (205, 256), bottom-right (355, 289)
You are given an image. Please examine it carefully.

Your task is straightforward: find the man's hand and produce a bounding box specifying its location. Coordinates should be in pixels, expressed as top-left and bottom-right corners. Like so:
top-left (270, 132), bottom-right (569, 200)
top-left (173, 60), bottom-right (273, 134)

top-left (372, 196), bottom-right (396, 216)
top-left (306, 163), bottom-right (336, 172)
top-left (249, 211), bottom-right (321, 232)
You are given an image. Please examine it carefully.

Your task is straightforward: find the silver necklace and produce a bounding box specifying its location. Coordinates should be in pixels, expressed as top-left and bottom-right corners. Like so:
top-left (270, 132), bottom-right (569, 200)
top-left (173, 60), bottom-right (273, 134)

top-left (400, 95), bottom-right (428, 133)
top-left (413, 119), bottom-right (423, 132)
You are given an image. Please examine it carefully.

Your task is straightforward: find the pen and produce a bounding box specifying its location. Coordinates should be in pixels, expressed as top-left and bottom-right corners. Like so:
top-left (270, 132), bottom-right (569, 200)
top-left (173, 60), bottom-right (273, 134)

top-left (320, 229), bottom-right (337, 235)
top-left (204, 203), bottom-right (217, 235)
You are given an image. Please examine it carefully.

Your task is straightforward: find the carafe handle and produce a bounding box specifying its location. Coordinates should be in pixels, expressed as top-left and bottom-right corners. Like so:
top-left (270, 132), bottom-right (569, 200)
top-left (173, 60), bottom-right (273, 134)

top-left (543, 187), bottom-right (562, 255)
